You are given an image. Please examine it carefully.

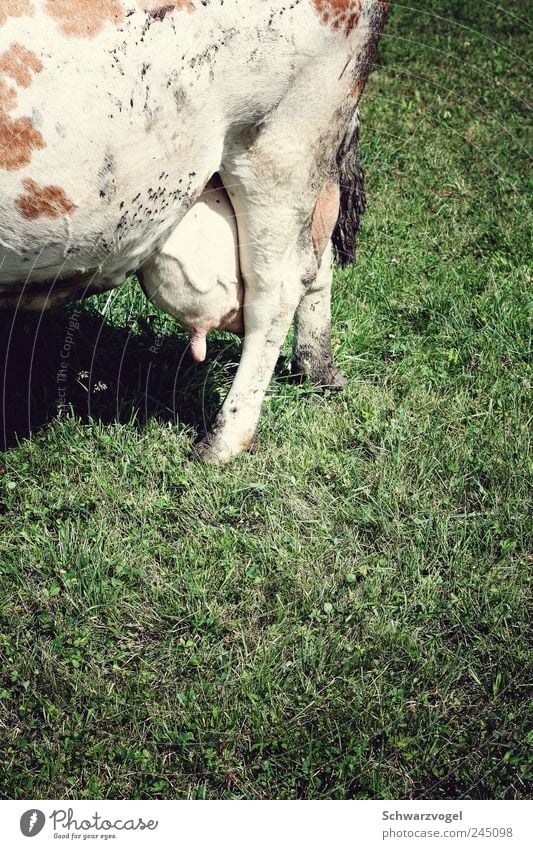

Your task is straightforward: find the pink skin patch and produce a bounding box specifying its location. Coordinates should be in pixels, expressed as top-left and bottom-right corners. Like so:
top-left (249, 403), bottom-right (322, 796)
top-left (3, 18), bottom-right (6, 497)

top-left (312, 181), bottom-right (340, 258)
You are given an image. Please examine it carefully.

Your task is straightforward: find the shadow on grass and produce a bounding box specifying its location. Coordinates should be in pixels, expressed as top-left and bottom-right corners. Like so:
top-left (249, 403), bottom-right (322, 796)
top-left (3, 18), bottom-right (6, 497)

top-left (0, 301), bottom-right (247, 451)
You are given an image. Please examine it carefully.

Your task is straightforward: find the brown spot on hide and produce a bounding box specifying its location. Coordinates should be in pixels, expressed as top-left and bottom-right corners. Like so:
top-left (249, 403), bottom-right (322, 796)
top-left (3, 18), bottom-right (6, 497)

top-left (350, 79), bottom-right (362, 100)
top-left (0, 43), bottom-right (45, 169)
top-left (0, 0), bottom-right (34, 27)
top-left (0, 78), bottom-right (16, 111)
top-left (16, 178), bottom-right (76, 218)
top-left (310, 0), bottom-right (362, 37)
top-left (0, 43), bottom-right (43, 87)
top-left (0, 113), bottom-right (45, 169)
top-left (45, 0), bottom-right (125, 38)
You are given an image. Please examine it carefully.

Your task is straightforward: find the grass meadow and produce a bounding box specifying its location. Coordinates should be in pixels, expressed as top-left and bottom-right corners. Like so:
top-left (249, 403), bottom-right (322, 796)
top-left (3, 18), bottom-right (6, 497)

top-left (0, 1), bottom-right (531, 799)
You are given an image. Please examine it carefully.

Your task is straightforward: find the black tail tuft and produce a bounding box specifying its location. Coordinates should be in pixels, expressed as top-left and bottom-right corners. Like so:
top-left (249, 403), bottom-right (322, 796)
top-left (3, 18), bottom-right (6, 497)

top-left (332, 113), bottom-right (366, 267)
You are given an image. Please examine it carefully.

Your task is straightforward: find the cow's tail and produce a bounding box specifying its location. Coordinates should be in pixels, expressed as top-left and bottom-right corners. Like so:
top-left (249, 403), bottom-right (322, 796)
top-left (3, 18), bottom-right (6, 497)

top-left (332, 111), bottom-right (366, 267)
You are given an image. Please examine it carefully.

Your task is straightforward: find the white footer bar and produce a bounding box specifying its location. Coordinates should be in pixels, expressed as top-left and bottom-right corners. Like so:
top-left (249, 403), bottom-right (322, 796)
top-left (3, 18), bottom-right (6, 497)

top-left (1, 799), bottom-right (531, 849)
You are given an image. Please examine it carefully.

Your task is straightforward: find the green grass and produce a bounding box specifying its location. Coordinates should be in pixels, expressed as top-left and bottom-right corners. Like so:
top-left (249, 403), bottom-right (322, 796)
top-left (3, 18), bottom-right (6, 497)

top-left (0, 0), bottom-right (531, 800)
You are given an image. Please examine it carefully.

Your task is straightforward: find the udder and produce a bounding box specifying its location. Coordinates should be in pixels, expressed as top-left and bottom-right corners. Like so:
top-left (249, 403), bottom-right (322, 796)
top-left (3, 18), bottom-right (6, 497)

top-left (140, 175), bottom-right (244, 362)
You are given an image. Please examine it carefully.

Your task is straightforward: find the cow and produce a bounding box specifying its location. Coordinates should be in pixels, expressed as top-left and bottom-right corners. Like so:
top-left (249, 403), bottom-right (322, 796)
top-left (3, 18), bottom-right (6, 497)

top-left (0, 0), bottom-right (389, 464)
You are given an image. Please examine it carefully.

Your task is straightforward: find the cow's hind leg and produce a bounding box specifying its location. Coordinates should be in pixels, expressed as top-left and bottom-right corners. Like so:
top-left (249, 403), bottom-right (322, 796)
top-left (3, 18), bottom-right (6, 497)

top-left (292, 112), bottom-right (366, 390)
top-left (196, 141), bottom-right (325, 464)
top-left (292, 239), bottom-right (346, 391)
top-left (292, 176), bottom-right (346, 390)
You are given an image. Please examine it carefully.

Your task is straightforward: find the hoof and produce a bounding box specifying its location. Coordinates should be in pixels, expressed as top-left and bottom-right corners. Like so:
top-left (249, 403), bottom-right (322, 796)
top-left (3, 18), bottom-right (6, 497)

top-left (291, 359), bottom-right (347, 393)
top-left (193, 437), bottom-right (232, 466)
top-left (323, 368), bottom-right (347, 392)
top-left (194, 428), bottom-right (257, 465)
